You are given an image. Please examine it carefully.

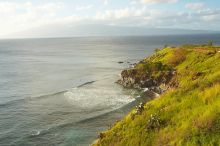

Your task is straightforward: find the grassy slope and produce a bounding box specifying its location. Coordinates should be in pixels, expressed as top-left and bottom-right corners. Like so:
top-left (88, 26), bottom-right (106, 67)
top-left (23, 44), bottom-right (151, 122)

top-left (94, 45), bottom-right (220, 146)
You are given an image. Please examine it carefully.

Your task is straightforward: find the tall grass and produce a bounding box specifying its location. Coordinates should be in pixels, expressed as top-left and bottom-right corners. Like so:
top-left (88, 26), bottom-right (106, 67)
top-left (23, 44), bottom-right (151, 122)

top-left (94, 45), bottom-right (220, 146)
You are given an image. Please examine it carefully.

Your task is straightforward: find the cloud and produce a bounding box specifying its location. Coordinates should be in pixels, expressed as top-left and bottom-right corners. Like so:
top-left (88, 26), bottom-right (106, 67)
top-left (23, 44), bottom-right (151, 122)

top-left (75, 5), bottom-right (93, 11)
top-left (138, 0), bottom-right (178, 4)
top-left (95, 7), bottom-right (146, 20)
top-left (185, 2), bottom-right (204, 11)
top-left (0, 0), bottom-right (220, 38)
top-left (0, 1), bottom-right (65, 35)
top-left (199, 9), bottom-right (220, 22)
top-left (103, 0), bottom-right (109, 5)
top-left (93, 6), bottom-right (220, 30)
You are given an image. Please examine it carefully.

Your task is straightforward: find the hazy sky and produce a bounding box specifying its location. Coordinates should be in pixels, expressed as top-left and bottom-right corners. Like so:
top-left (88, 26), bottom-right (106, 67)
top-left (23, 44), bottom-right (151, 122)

top-left (0, 0), bottom-right (220, 36)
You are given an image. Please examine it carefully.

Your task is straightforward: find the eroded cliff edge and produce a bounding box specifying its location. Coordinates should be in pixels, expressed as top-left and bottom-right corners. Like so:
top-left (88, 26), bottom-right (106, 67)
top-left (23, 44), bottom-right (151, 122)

top-left (93, 44), bottom-right (220, 146)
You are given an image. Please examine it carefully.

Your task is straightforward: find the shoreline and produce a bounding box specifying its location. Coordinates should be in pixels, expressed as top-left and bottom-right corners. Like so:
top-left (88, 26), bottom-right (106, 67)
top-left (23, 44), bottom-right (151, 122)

top-left (92, 44), bottom-right (220, 146)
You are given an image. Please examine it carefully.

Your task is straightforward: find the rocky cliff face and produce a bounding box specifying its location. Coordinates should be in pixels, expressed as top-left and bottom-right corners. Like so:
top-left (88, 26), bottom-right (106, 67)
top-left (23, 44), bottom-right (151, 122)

top-left (116, 61), bottom-right (177, 94)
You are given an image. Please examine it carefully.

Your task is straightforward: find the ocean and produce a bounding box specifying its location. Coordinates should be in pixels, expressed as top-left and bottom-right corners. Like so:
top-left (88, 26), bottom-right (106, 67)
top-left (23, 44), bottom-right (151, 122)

top-left (0, 34), bottom-right (220, 146)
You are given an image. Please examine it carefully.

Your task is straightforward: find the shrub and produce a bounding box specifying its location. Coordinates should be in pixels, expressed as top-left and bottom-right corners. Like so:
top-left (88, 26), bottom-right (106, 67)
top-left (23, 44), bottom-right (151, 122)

top-left (154, 48), bottom-right (161, 52)
top-left (136, 62), bottom-right (171, 73)
top-left (146, 113), bottom-right (162, 130)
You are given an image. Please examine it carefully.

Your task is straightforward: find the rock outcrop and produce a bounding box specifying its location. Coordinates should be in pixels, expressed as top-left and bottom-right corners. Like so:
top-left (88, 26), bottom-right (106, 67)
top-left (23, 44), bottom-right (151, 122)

top-left (116, 61), bottom-right (177, 94)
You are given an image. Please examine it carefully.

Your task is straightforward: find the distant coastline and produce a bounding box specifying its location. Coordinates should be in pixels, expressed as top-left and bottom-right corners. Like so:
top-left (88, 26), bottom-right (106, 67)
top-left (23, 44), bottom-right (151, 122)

top-left (3, 24), bottom-right (220, 39)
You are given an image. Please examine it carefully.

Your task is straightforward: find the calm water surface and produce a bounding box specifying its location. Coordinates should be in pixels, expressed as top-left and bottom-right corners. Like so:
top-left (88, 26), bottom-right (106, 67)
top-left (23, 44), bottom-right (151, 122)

top-left (0, 34), bottom-right (220, 146)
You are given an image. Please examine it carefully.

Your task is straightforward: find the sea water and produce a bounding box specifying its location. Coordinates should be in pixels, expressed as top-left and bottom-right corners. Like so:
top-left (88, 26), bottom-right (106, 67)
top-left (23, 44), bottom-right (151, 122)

top-left (0, 34), bottom-right (220, 146)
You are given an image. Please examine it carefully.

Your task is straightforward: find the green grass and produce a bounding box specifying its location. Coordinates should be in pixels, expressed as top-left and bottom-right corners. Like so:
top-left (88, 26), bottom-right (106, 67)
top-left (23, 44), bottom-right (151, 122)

top-left (94, 45), bottom-right (220, 146)
top-left (134, 61), bottom-right (172, 80)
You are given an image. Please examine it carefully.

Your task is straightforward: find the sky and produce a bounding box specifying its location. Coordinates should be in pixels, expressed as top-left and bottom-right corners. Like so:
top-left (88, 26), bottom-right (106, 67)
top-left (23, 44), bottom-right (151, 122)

top-left (0, 0), bottom-right (220, 37)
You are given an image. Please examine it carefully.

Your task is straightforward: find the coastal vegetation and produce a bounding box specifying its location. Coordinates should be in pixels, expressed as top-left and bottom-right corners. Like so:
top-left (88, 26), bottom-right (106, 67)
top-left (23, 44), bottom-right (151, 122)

top-left (93, 44), bottom-right (220, 146)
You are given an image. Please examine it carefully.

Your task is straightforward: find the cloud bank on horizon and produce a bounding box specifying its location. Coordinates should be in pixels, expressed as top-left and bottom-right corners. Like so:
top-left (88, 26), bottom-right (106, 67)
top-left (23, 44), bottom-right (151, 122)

top-left (0, 0), bottom-right (220, 37)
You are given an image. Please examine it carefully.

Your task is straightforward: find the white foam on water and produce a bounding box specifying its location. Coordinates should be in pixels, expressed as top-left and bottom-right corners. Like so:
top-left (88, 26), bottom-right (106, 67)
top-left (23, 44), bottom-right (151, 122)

top-left (64, 87), bottom-right (135, 111)
top-left (31, 130), bottom-right (41, 136)
top-left (143, 88), bottom-right (149, 92)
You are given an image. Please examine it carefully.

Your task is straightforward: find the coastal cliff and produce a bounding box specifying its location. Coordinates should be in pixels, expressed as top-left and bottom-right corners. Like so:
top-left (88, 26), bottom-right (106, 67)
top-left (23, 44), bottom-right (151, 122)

top-left (116, 59), bottom-right (177, 94)
top-left (93, 44), bottom-right (220, 146)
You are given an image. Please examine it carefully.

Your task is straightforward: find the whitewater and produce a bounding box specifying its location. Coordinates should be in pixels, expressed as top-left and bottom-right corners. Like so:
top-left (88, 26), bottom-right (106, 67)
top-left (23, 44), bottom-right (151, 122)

top-left (0, 35), bottom-right (220, 146)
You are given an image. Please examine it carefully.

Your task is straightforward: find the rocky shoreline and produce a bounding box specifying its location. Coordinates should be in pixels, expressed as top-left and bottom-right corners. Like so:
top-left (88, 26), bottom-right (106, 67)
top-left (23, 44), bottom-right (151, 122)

top-left (116, 60), bottom-right (178, 96)
top-left (92, 44), bottom-right (220, 146)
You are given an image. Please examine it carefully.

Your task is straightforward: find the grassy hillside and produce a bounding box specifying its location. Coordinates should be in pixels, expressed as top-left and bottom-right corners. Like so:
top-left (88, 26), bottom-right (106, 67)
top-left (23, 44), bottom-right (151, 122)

top-left (93, 44), bottom-right (220, 146)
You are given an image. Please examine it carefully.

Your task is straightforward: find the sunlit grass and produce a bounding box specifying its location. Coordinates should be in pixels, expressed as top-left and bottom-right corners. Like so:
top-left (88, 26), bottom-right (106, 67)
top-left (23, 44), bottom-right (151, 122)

top-left (94, 44), bottom-right (220, 146)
